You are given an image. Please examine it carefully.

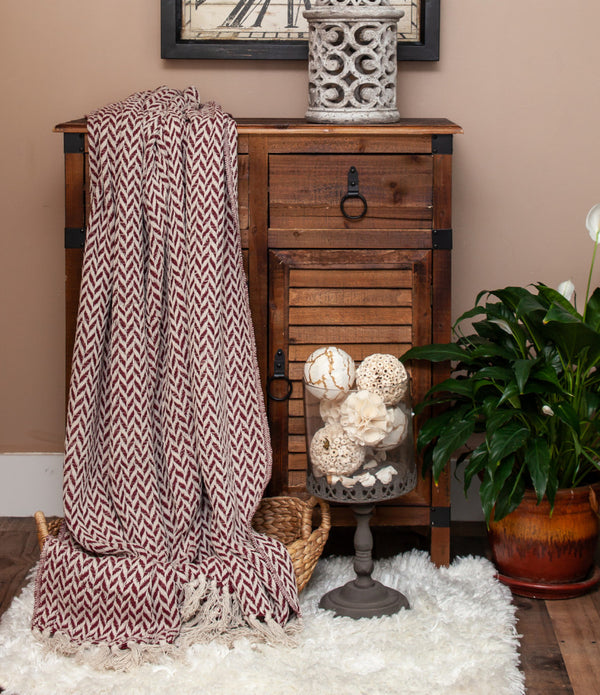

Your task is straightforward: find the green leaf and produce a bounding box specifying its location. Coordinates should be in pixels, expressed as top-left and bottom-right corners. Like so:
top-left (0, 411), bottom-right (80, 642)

top-left (522, 380), bottom-right (566, 397)
top-left (426, 378), bottom-right (475, 399)
top-left (475, 366), bottom-right (514, 383)
top-left (585, 391), bottom-right (600, 418)
top-left (487, 286), bottom-right (532, 312)
top-left (412, 395), bottom-right (456, 416)
top-left (479, 457), bottom-right (515, 522)
top-left (462, 445), bottom-right (489, 492)
top-left (431, 418), bottom-right (477, 481)
top-left (524, 437), bottom-right (551, 503)
top-left (536, 284), bottom-right (580, 317)
top-left (416, 408), bottom-right (458, 450)
top-left (544, 301), bottom-right (582, 326)
top-left (584, 287), bottom-right (600, 331)
top-left (498, 381), bottom-right (521, 408)
top-left (470, 342), bottom-right (517, 361)
top-left (486, 409), bottom-right (518, 436)
top-left (401, 343), bottom-right (469, 363)
top-left (546, 466), bottom-right (559, 509)
top-left (544, 303), bottom-right (600, 364)
top-left (555, 402), bottom-right (581, 436)
top-left (516, 292), bottom-right (549, 317)
top-left (453, 303), bottom-right (487, 328)
top-left (488, 423), bottom-right (529, 463)
top-left (514, 359), bottom-right (535, 393)
top-left (529, 362), bottom-right (563, 389)
top-left (472, 311), bottom-right (527, 349)
top-left (492, 472), bottom-right (527, 522)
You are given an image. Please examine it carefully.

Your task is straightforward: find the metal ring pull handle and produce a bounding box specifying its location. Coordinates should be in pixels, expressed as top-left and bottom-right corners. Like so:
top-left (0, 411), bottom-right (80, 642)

top-left (340, 166), bottom-right (368, 220)
top-left (267, 348), bottom-right (293, 401)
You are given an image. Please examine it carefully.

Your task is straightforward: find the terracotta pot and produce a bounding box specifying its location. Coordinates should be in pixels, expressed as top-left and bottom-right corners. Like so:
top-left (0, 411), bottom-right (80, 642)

top-left (488, 483), bottom-right (600, 598)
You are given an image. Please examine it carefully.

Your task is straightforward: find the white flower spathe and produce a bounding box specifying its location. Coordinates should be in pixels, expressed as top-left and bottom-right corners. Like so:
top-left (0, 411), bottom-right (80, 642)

top-left (339, 389), bottom-right (391, 446)
top-left (586, 203), bottom-right (600, 243)
top-left (557, 279), bottom-right (575, 303)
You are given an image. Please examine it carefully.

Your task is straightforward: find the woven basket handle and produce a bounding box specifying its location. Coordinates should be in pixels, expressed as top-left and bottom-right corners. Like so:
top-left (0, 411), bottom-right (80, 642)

top-left (34, 511), bottom-right (49, 550)
top-left (301, 497), bottom-right (331, 540)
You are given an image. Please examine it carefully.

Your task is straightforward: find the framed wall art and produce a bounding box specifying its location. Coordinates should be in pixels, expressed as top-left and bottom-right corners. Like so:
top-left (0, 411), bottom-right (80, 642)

top-left (161, 0), bottom-right (440, 60)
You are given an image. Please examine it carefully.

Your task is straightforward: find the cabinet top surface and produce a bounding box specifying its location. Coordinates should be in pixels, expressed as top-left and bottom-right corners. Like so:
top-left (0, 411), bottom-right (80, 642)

top-left (54, 117), bottom-right (462, 136)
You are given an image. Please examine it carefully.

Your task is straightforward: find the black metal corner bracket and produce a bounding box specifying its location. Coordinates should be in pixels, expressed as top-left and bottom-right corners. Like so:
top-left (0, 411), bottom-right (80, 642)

top-left (64, 133), bottom-right (85, 154)
top-left (65, 227), bottom-right (86, 249)
top-left (431, 134), bottom-right (453, 155)
top-left (430, 506), bottom-right (451, 528)
top-left (432, 229), bottom-right (453, 250)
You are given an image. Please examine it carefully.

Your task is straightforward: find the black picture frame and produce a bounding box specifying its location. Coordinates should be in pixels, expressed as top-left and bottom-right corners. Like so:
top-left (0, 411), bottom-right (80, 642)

top-left (161, 0), bottom-right (440, 61)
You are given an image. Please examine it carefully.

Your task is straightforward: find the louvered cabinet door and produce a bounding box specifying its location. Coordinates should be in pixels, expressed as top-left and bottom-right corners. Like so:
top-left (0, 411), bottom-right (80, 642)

top-left (266, 248), bottom-right (433, 509)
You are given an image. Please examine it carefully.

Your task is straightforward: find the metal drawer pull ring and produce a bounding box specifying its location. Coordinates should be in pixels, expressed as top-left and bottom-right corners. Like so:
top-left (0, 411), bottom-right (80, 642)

top-left (267, 349), bottom-right (293, 401)
top-left (340, 166), bottom-right (368, 220)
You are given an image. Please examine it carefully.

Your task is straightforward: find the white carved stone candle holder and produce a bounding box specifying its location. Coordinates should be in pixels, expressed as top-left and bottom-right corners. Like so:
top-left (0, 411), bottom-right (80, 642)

top-left (303, 0), bottom-right (404, 124)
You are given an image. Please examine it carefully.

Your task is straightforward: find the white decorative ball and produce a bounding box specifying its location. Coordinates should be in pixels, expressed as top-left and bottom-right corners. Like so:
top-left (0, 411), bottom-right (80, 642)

top-left (377, 405), bottom-right (409, 450)
top-left (309, 424), bottom-right (365, 477)
top-left (355, 353), bottom-right (409, 405)
top-left (339, 389), bottom-right (391, 446)
top-left (304, 346), bottom-right (355, 400)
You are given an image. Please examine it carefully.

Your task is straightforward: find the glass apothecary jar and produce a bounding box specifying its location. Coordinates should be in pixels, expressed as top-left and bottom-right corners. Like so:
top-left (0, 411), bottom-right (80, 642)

top-left (304, 377), bottom-right (417, 504)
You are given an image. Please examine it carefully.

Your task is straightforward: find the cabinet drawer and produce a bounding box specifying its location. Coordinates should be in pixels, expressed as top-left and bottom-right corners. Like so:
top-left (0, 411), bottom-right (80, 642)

top-left (269, 154), bottom-right (433, 231)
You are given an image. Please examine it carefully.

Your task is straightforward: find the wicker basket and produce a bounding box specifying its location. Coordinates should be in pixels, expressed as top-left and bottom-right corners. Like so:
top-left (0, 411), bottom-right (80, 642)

top-left (34, 495), bottom-right (330, 593)
top-left (252, 495), bottom-right (331, 592)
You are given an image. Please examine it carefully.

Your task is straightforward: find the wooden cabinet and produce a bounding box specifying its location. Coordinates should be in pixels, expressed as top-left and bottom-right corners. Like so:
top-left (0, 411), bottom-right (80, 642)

top-left (55, 117), bottom-right (462, 565)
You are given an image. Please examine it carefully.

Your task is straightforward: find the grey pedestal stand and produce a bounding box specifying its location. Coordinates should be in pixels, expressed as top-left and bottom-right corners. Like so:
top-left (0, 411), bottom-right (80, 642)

top-left (319, 503), bottom-right (409, 618)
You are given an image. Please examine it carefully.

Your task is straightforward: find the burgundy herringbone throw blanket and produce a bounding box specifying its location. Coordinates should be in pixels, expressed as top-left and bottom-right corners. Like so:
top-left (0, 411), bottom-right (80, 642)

top-left (32, 87), bottom-right (299, 667)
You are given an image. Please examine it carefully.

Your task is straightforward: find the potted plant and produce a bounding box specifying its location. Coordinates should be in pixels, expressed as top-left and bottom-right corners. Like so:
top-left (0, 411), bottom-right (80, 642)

top-left (402, 205), bottom-right (600, 598)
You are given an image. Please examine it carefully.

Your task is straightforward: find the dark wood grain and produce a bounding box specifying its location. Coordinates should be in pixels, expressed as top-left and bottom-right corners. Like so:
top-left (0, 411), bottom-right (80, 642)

top-left (515, 595), bottom-right (574, 694)
top-left (0, 517), bottom-right (39, 619)
top-left (546, 594), bottom-right (600, 694)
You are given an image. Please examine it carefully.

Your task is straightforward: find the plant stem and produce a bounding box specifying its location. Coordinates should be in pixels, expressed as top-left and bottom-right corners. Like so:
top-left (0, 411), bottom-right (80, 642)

top-left (583, 232), bottom-right (599, 322)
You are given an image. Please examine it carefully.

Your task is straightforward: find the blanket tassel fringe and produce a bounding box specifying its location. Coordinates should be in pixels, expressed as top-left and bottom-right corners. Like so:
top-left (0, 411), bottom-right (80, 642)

top-left (34, 575), bottom-right (301, 672)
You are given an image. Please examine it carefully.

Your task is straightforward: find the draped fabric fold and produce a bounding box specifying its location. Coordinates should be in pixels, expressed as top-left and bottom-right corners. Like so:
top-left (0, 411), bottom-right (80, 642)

top-left (32, 87), bottom-right (300, 667)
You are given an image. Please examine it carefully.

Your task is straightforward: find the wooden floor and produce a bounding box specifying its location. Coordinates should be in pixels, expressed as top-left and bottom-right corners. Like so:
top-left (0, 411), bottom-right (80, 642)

top-left (1, 517), bottom-right (599, 694)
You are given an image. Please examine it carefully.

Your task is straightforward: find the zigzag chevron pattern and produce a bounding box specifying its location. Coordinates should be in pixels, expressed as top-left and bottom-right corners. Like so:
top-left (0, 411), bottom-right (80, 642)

top-left (32, 88), bottom-right (299, 654)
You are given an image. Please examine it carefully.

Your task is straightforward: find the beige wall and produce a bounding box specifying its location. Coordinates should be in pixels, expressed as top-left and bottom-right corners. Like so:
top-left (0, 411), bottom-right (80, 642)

top-left (1, 1), bottom-right (599, 452)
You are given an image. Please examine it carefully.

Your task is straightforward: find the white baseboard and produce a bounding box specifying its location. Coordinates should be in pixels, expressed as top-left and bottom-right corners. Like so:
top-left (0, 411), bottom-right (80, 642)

top-left (0, 453), bottom-right (64, 517)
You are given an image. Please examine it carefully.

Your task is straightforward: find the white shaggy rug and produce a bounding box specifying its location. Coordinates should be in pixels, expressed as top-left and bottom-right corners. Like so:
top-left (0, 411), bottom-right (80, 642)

top-left (0, 551), bottom-right (524, 695)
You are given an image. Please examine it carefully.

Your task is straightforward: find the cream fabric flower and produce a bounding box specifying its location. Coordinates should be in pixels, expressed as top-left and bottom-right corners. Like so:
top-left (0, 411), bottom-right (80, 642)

top-left (377, 405), bottom-right (409, 450)
top-left (319, 397), bottom-right (344, 425)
